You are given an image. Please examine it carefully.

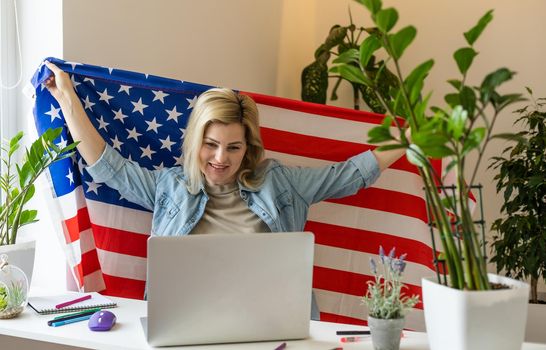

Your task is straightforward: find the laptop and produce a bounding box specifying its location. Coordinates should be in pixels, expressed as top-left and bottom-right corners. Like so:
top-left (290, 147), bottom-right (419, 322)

top-left (144, 232), bottom-right (315, 347)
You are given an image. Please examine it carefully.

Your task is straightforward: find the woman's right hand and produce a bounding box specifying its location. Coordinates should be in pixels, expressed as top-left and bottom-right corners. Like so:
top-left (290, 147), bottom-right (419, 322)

top-left (41, 60), bottom-right (107, 165)
top-left (43, 61), bottom-right (76, 105)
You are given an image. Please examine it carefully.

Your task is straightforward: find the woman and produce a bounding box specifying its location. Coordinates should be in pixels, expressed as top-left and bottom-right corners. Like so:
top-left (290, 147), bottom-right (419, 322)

top-left (44, 60), bottom-right (406, 318)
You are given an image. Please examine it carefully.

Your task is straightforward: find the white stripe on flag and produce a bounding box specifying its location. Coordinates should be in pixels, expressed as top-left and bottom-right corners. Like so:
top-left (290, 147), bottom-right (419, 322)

top-left (82, 269), bottom-right (106, 292)
top-left (259, 104), bottom-right (395, 144)
top-left (309, 202), bottom-right (434, 246)
top-left (79, 228), bottom-right (96, 255)
top-left (87, 199), bottom-right (152, 235)
top-left (96, 248), bottom-right (147, 281)
top-left (314, 244), bottom-right (434, 287)
top-left (52, 185), bottom-right (87, 220)
top-left (314, 288), bottom-right (426, 331)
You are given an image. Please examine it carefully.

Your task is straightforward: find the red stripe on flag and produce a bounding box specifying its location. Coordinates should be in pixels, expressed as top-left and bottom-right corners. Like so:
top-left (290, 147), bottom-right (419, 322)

top-left (245, 91), bottom-right (386, 124)
top-left (327, 188), bottom-right (428, 222)
top-left (100, 274), bottom-right (146, 299)
top-left (313, 266), bottom-right (423, 309)
top-left (81, 248), bottom-right (101, 276)
top-left (72, 263), bottom-right (84, 288)
top-left (91, 224), bottom-right (149, 258)
top-left (306, 221), bottom-right (436, 270)
top-left (63, 207), bottom-right (91, 243)
top-left (260, 127), bottom-right (418, 174)
top-left (319, 312), bottom-right (367, 326)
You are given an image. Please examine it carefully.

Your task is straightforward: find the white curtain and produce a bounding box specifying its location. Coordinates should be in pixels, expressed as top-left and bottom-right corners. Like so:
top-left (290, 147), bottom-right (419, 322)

top-left (0, 0), bottom-right (21, 143)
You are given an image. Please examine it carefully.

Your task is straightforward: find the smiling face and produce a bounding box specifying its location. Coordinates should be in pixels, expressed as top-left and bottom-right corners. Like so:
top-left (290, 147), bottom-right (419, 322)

top-left (199, 122), bottom-right (247, 186)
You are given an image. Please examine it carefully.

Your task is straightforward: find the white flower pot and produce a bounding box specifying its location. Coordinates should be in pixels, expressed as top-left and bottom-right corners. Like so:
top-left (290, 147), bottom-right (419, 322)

top-left (0, 241), bottom-right (36, 286)
top-left (526, 302), bottom-right (546, 343)
top-left (422, 273), bottom-right (529, 350)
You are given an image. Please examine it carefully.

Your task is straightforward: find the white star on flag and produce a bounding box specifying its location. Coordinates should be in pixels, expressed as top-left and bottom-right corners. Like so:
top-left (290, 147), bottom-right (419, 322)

top-left (77, 158), bottom-right (85, 174)
top-left (145, 117), bottom-right (162, 133)
top-left (152, 90), bottom-right (169, 103)
top-left (165, 106), bottom-right (182, 122)
top-left (126, 127), bottom-right (142, 141)
top-left (85, 181), bottom-right (101, 195)
top-left (66, 169), bottom-right (74, 185)
top-left (110, 135), bottom-right (124, 151)
top-left (70, 75), bottom-right (81, 88)
top-left (186, 96), bottom-right (198, 109)
top-left (56, 136), bottom-right (68, 149)
top-left (140, 145), bottom-right (156, 160)
top-left (97, 88), bottom-right (114, 104)
top-left (83, 96), bottom-right (95, 110)
top-left (45, 104), bottom-right (62, 122)
top-left (131, 98), bottom-right (148, 115)
top-left (65, 61), bottom-right (82, 71)
top-left (83, 77), bottom-right (95, 86)
top-left (118, 85), bottom-right (131, 95)
top-left (153, 162), bottom-right (165, 171)
top-left (113, 108), bottom-right (128, 122)
top-left (97, 116), bottom-right (110, 131)
top-left (159, 135), bottom-right (176, 151)
top-left (173, 153), bottom-right (184, 165)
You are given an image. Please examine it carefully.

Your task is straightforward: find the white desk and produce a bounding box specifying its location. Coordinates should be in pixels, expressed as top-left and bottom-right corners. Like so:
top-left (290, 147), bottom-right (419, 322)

top-left (1, 296), bottom-right (545, 350)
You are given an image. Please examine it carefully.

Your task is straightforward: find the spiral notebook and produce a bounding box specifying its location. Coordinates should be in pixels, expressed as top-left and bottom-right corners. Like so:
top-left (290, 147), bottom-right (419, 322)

top-left (28, 292), bottom-right (117, 315)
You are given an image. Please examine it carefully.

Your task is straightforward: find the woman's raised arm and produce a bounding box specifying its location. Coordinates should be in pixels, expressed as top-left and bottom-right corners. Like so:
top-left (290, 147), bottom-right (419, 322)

top-left (44, 61), bottom-right (106, 165)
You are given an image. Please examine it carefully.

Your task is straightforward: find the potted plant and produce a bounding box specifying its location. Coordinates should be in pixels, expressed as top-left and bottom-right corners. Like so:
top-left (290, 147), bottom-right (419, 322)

top-left (489, 89), bottom-right (546, 342)
top-left (301, 10), bottom-right (397, 113)
top-left (0, 128), bottom-right (77, 284)
top-left (363, 246), bottom-right (419, 350)
top-left (333, 0), bottom-right (530, 349)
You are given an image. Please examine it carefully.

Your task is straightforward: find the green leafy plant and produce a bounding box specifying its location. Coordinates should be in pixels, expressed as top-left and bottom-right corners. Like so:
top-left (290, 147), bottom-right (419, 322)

top-left (0, 286), bottom-right (7, 311)
top-left (0, 128), bottom-right (78, 246)
top-left (334, 0), bottom-right (525, 290)
top-left (301, 10), bottom-right (397, 113)
top-left (489, 89), bottom-right (546, 303)
top-left (363, 246), bottom-right (419, 319)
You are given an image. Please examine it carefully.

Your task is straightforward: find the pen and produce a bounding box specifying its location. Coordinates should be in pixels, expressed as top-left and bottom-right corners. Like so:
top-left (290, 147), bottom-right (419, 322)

top-left (52, 307), bottom-right (101, 320)
top-left (274, 342), bottom-right (286, 350)
top-left (336, 330), bottom-right (371, 335)
top-left (48, 308), bottom-right (101, 326)
top-left (49, 314), bottom-right (93, 327)
top-left (340, 336), bottom-right (366, 343)
top-left (55, 294), bottom-right (92, 309)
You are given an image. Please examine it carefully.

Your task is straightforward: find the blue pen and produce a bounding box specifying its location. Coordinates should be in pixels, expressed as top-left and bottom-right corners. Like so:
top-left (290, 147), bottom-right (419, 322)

top-left (49, 314), bottom-right (93, 327)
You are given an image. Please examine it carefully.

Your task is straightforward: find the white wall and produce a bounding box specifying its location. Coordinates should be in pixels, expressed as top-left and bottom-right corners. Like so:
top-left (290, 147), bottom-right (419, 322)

top-left (62, 0), bottom-right (284, 94)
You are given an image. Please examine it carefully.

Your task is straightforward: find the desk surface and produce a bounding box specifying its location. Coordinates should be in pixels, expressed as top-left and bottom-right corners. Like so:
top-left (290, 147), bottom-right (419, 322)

top-left (1, 296), bottom-right (545, 350)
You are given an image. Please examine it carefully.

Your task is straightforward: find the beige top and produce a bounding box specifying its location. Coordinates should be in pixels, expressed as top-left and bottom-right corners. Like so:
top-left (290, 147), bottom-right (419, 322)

top-left (191, 182), bottom-right (270, 235)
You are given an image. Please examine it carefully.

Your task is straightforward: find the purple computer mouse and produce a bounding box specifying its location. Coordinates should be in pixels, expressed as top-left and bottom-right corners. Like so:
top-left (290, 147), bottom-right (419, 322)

top-left (88, 310), bottom-right (117, 331)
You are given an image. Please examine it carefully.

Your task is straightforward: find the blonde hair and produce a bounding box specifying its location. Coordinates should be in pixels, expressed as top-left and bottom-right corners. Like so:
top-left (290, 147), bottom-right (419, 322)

top-left (182, 88), bottom-right (265, 194)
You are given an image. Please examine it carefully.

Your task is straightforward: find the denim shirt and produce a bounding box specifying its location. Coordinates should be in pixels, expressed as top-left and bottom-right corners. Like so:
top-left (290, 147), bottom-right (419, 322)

top-left (86, 144), bottom-right (381, 319)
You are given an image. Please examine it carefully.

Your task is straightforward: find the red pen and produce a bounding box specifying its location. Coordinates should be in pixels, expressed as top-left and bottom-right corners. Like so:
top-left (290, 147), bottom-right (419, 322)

top-left (55, 294), bottom-right (92, 309)
top-left (340, 336), bottom-right (366, 343)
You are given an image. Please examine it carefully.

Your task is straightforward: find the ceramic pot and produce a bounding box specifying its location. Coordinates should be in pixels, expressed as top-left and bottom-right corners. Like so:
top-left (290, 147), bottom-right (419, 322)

top-left (0, 240), bottom-right (36, 286)
top-left (368, 316), bottom-right (404, 350)
top-left (422, 273), bottom-right (529, 350)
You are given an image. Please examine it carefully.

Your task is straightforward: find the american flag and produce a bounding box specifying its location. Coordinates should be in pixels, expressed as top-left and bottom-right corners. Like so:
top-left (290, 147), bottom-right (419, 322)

top-left (32, 57), bottom-right (440, 330)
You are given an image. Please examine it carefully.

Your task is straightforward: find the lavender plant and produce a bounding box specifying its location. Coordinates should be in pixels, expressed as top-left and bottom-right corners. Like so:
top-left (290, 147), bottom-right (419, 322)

top-left (363, 247), bottom-right (419, 319)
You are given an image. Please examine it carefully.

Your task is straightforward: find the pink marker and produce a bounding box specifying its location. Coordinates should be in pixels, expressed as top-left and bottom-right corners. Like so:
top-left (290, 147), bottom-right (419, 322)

top-left (55, 294), bottom-right (92, 309)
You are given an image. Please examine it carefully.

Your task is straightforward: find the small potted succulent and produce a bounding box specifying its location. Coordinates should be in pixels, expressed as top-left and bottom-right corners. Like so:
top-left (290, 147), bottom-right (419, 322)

top-left (362, 247), bottom-right (419, 350)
